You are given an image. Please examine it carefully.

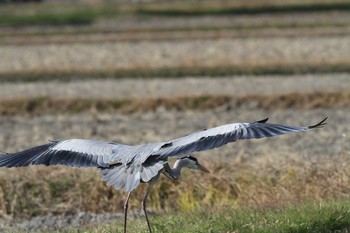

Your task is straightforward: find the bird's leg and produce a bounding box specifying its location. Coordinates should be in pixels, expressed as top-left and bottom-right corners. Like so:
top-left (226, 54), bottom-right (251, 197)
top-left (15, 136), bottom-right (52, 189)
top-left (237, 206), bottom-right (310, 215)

top-left (142, 187), bottom-right (152, 233)
top-left (142, 174), bottom-right (159, 233)
top-left (123, 191), bottom-right (132, 233)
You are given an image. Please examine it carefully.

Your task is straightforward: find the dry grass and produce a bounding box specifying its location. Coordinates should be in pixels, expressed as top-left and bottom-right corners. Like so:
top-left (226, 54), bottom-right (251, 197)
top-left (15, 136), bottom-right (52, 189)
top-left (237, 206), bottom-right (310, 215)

top-left (0, 91), bottom-right (348, 116)
top-left (0, 0), bottom-right (349, 30)
top-left (1, 62), bottom-right (349, 83)
top-left (0, 154), bottom-right (349, 220)
top-left (137, 0), bottom-right (350, 16)
top-left (139, 0), bottom-right (350, 10)
top-left (2, 26), bottom-right (349, 46)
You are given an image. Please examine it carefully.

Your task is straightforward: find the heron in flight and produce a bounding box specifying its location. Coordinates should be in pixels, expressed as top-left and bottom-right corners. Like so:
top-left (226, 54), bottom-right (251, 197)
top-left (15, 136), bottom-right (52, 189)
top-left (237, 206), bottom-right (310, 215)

top-left (0, 117), bottom-right (327, 232)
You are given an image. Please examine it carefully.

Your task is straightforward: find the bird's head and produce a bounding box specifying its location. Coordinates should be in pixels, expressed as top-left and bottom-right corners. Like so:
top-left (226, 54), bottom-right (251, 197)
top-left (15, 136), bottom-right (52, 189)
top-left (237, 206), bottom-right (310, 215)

top-left (176, 156), bottom-right (210, 173)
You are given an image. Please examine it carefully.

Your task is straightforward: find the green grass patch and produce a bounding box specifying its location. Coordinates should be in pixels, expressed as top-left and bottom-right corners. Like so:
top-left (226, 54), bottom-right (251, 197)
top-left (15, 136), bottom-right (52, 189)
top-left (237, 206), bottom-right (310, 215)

top-left (58, 199), bottom-right (350, 233)
top-left (0, 3), bottom-right (119, 27)
top-left (0, 6), bottom-right (121, 27)
top-left (0, 11), bottom-right (96, 27)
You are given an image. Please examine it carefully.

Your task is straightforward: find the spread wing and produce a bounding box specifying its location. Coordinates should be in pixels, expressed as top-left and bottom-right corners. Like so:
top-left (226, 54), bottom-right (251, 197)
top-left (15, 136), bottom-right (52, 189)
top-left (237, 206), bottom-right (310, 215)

top-left (156, 117), bottom-right (327, 158)
top-left (0, 139), bottom-right (132, 168)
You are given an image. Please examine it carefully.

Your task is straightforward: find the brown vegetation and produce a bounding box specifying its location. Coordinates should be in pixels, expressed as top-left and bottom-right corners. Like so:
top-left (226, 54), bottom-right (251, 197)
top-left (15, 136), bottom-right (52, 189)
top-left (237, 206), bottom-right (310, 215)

top-left (0, 1), bottom-right (349, 230)
top-left (0, 91), bottom-right (348, 116)
top-left (0, 154), bottom-right (349, 220)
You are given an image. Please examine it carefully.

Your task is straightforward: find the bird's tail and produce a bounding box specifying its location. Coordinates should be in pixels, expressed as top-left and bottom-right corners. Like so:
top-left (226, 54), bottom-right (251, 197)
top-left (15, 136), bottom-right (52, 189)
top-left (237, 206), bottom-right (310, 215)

top-left (99, 163), bottom-right (142, 192)
top-left (99, 160), bottom-right (166, 192)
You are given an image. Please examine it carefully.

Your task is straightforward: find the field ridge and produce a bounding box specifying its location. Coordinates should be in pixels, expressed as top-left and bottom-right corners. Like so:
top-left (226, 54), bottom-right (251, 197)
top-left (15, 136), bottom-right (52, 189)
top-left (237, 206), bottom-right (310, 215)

top-left (0, 91), bottom-right (348, 116)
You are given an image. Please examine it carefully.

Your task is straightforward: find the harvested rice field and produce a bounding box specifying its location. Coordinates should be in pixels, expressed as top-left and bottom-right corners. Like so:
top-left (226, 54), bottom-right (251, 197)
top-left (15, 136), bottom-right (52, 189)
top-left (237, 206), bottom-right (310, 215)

top-left (0, 0), bottom-right (349, 232)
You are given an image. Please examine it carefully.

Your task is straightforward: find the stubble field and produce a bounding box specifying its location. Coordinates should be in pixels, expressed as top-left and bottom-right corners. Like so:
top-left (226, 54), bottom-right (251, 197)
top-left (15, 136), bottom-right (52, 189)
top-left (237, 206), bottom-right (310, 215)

top-left (0, 1), bottom-right (349, 232)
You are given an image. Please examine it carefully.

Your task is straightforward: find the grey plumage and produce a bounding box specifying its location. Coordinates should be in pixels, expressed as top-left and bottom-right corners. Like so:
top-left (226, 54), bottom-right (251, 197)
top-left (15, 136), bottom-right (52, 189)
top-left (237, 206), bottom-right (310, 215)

top-left (155, 117), bottom-right (326, 159)
top-left (0, 117), bottom-right (327, 192)
top-left (0, 139), bottom-right (132, 168)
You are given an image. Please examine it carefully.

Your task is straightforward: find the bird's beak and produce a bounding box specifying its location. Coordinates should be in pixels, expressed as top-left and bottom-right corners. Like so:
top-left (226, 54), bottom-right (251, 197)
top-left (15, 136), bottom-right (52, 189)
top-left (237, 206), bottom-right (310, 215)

top-left (198, 163), bottom-right (211, 173)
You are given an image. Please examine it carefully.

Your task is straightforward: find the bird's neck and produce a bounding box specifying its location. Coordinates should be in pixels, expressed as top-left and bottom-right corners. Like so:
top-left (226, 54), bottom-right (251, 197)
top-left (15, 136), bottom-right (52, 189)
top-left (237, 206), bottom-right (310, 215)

top-left (164, 159), bottom-right (188, 180)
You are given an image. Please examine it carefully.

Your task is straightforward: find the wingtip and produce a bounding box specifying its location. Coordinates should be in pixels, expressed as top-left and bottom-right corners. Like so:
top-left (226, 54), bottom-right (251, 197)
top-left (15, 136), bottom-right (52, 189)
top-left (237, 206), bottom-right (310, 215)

top-left (254, 117), bottom-right (269, 124)
top-left (308, 117), bottom-right (328, 129)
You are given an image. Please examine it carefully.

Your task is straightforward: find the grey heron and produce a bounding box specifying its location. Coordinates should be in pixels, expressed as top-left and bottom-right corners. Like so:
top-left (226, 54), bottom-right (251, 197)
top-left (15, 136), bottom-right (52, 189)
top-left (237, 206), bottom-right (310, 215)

top-left (0, 117), bottom-right (327, 232)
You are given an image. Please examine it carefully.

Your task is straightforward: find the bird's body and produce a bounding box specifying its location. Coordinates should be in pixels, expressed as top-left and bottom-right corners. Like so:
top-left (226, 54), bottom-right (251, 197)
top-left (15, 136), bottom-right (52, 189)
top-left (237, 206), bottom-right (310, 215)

top-left (0, 117), bottom-right (327, 232)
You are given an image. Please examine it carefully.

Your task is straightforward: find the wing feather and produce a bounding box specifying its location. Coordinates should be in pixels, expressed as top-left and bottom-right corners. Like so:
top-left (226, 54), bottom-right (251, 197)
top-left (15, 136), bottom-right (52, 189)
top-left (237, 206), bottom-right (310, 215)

top-left (0, 139), bottom-right (132, 168)
top-left (156, 117), bottom-right (327, 158)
